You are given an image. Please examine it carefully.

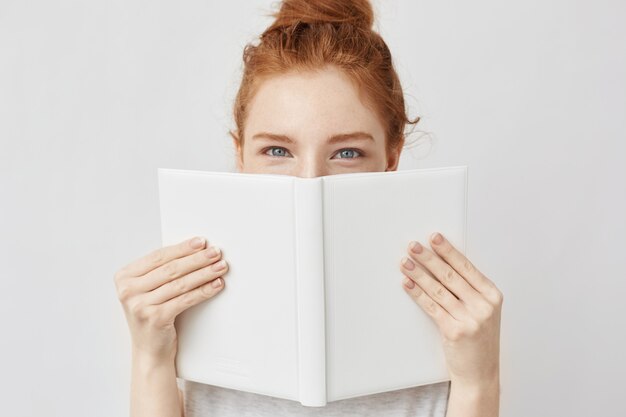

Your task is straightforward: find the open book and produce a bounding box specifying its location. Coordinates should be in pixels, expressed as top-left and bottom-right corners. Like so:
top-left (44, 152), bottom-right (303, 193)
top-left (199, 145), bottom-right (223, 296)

top-left (158, 166), bottom-right (468, 407)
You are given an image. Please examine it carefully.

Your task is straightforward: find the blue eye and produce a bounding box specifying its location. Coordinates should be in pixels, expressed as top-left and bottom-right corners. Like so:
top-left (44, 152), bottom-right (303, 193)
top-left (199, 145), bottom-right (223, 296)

top-left (264, 147), bottom-right (291, 157)
top-left (262, 146), bottom-right (363, 159)
top-left (334, 149), bottom-right (362, 159)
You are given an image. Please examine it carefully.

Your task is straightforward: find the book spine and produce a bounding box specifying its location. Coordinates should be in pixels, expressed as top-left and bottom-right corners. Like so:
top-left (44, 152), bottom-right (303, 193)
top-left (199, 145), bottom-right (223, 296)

top-left (294, 178), bottom-right (327, 406)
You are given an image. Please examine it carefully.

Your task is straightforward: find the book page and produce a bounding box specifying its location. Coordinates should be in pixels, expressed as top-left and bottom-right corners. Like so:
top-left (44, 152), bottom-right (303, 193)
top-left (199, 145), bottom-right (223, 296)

top-left (322, 166), bottom-right (467, 401)
top-left (158, 169), bottom-right (301, 401)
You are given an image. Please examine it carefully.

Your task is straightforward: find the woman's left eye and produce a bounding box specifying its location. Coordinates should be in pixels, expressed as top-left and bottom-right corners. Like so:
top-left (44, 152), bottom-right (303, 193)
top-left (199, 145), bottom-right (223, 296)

top-left (333, 149), bottom-right (362, 159)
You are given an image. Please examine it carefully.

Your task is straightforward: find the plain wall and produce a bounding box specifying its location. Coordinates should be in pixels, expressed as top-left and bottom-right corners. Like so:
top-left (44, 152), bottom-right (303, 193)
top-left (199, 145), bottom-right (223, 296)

top-left (1, 0), bottom-right (624, 416)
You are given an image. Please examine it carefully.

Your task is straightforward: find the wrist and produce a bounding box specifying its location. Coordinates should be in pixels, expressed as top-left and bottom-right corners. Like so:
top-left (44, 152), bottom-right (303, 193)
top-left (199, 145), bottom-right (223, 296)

top-left (450, 375), bottom-right (500, 398)
top-left (132, 347), bottom-right (177, 370)
top-left (447, 376), bottom-right (500, 417)
top-left (449, 364), bottom-right (500, 391)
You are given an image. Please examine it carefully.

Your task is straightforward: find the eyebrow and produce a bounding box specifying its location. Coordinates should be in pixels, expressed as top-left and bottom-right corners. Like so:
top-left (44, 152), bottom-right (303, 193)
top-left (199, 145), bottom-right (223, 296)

top-left (251, 131), bottom-right (375, 145)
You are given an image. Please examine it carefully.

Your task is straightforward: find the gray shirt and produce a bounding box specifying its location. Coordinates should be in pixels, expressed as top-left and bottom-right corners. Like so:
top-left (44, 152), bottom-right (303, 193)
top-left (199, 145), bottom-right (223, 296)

top-left (178, 379), bottom-right (450, 417)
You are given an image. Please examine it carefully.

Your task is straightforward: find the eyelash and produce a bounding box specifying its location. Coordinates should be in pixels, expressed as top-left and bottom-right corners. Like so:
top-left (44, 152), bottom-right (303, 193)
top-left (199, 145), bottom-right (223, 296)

top-left (261, 146), bottom-right (364, 160)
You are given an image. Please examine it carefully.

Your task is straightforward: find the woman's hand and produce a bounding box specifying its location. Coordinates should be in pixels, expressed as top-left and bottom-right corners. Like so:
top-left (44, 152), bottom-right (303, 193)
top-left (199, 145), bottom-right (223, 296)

top-left (399, 232), bottom-right (503, 388)
top-left (114, 236), bottom-right (229, 362)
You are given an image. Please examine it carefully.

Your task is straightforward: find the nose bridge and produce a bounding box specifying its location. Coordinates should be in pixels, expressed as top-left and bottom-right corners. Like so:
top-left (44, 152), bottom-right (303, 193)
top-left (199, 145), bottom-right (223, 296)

top-left (297, 152), bottom-right (326, 178)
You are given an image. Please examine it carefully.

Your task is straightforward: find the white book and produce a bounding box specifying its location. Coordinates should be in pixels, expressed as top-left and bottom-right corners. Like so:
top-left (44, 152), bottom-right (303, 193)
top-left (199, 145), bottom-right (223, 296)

top-left (158, 166), bottom-right (468, 407)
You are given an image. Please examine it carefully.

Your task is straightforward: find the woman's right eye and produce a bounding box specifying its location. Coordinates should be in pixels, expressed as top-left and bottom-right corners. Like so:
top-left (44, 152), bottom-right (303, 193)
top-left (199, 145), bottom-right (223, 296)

top-left (263, 146), bottom-right (291, 158)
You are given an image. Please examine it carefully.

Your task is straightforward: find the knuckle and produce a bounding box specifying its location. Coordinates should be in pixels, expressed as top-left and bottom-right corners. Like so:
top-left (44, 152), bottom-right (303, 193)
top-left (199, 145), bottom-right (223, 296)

top-left (113, 270), bottom-right (125, 283)
top-left (463, 259), bottom-right (475, 275)
top-left (414, 271), bottom-right (427, 282)
top-left (425, 300), bottom-right (438, 316)
top-left (149, 249), bottom-right (165, 266)
top-left (434, 285), bottom-right (446, 300)
top-left (171, 277), bottom-right (188, 294)
top-left (444, 268), bottom-right (455, 283)
top-left (446, 321), bottom-right (481, 341)
top-left (129, 300), bottom-right (149, 320)
top-left (492, 288), bottom-right (504, 305)
top-left (117, 283), bottom-right (133, 302)
top-left (408, 285), bottom-right (422, 300)
top-left (162, 262), bottom-right (178, 279)
top-left (446, 326), bottom-right (462, 342)
top-left (483, 282), bottom-right (503, 306)
top-left (181, 291), bottom-right (197, 307)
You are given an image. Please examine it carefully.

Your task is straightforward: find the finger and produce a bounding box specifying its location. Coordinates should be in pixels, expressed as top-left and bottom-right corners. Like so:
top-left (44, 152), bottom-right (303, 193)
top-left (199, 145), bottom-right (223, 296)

top-left (119, 236), bottom-right (208, 278)
top-left (146, 256), bottom-right (229, 305)
top-left (406, 240), bottom-right (484, 309)
top-left (165, 276), bottom-right (225, 318)
top-left (402, 275), bottom-right (457, 330)
top-left (400, 257), bottom-right (467, 321)
top-left (137, 245), bottom-right (223, 293)
top-left (428, 232), bottom-right (503, 306)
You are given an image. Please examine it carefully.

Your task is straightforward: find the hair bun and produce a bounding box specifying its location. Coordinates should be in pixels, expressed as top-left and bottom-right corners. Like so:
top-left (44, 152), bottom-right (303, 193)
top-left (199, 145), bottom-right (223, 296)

top-left (266, 0), bottom-right (374, 33)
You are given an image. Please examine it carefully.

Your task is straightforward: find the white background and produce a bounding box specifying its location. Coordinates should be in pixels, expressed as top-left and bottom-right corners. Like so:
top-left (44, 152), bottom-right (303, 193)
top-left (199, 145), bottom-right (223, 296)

top-left (1, 0), bottom-right (624, 416)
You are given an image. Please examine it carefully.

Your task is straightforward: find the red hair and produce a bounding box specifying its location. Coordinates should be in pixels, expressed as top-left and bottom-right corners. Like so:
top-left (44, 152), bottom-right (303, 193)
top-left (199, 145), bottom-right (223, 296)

top-left (229, 0), bottom-right (420, 157)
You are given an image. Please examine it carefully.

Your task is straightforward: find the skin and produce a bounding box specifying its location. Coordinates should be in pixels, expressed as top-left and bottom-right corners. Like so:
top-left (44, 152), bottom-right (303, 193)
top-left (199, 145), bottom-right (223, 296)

top-left (232, 65), bottom-right (399, 176)
top-left (114, 64), bottom-right (502, 417)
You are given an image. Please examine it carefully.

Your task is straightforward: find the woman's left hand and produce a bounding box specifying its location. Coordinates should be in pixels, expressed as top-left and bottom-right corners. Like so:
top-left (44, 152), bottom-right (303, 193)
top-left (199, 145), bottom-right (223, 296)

top-left (399, 232), bottom-right (503, 388)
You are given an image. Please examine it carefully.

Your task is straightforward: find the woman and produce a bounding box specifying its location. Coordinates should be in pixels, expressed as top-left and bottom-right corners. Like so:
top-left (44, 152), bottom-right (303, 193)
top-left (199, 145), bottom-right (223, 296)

top-left (114, 0), bottom-right (503, 416)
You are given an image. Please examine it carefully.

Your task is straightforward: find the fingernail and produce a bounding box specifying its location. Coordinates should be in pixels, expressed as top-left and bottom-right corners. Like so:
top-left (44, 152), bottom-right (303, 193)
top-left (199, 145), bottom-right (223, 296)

top-left (212, 259), bottom-right (227, 271)
top-left (212, 277), bottom-right (222, 288)
top-left (191, 237), bottom-right (206, 249)
top-left (410, 241), bottom-right (423, 254)
top-left (432, 232), bottom-right (443, 245)
top-left (403, 276), bottom-right (415, 289)
top-left (206, 246), bottom-right (220, 258)
top-left (402, 257), bottom-right (415, 270)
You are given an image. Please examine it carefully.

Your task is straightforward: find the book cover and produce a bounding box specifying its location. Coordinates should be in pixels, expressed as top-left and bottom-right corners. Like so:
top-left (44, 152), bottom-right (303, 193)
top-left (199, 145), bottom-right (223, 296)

top-left (158, 166), bottom-right (468, 406)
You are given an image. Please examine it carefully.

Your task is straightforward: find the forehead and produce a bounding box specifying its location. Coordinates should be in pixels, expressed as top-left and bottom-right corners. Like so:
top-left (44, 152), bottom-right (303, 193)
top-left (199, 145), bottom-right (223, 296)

top-left (245, 66), bottom-right (384, 139)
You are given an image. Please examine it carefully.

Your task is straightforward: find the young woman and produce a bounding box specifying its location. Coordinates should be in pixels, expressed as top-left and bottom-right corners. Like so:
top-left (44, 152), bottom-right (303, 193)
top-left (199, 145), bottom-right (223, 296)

top-left (114, 1), bottom-right (503, 416)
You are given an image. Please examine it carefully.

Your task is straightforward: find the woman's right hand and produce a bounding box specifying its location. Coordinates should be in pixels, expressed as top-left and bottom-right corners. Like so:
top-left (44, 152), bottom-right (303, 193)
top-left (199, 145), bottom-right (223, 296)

top-left (114, 236), bottom-right (229, 362)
